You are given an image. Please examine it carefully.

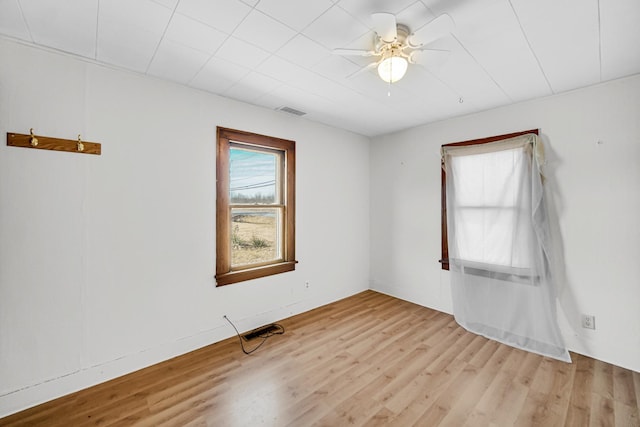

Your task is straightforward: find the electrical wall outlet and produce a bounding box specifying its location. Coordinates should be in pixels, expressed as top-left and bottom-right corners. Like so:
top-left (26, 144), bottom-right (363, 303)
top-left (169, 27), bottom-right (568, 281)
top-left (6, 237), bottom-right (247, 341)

top-left (305, 281), bottom-right (310, 288)
top-left (581, 314), bottom-right (596, 330)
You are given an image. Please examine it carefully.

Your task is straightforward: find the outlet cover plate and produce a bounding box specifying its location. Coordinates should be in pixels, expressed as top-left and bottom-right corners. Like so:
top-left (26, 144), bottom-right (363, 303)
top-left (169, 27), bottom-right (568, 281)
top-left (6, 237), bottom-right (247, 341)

top-left (581, 314), bottom-right (596, 330)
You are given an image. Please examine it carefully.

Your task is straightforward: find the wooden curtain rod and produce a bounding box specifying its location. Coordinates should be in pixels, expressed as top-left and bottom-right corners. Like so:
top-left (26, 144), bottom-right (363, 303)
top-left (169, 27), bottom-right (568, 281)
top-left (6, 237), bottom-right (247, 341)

top-left (6, 129), bottom-right (101, 155)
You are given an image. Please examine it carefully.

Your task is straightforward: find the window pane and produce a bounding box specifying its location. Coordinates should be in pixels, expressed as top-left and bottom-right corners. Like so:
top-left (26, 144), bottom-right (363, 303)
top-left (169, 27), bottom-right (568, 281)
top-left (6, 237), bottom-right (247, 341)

top-left (449, 147), bottom-right (534, 270)
top-left (231, 208), bottom-right (282, 267)
top-left (452, 149), bottom-right (524, 208)
top-left (229, 146), bottom-right (278, 204)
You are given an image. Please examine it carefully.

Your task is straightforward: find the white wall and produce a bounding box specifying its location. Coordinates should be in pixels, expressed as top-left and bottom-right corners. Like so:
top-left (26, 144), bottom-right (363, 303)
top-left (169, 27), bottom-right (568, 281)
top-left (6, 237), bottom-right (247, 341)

top-left (370, 74), bottom-right (640, 372)
top-left (0, 39), bottom-right (370, 417)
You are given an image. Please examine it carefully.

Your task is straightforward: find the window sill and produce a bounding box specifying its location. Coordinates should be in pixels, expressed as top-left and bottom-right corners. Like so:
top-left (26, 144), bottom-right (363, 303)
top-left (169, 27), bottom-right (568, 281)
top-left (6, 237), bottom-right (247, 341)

top-left (215, 261), bottom-right (297, 286)
top-left (446, 259), bottom-right (539, 285)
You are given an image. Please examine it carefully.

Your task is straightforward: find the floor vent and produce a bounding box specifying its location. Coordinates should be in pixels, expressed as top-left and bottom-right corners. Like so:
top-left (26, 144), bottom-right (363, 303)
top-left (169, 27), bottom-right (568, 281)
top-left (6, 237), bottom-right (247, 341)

top-left (241, 324), bottom-right (280, 341)
top-left (277, 106), bottom-right (307, 116)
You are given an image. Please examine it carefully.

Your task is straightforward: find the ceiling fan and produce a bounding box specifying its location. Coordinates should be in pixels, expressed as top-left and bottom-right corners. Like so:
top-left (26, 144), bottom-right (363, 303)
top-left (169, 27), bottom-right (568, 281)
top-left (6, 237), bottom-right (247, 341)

top-left (334, 12), bottom-right (455, 83)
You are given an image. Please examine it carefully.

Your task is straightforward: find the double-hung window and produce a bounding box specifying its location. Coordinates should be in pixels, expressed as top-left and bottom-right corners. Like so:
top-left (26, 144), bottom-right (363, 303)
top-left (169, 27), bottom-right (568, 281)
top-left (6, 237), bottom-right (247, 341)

top-left (440, 130), bottom-right (570, 361)
top-left (216, 127), bottom-right (296, 286)
top-left (441, 129), bottom-right (538, 274)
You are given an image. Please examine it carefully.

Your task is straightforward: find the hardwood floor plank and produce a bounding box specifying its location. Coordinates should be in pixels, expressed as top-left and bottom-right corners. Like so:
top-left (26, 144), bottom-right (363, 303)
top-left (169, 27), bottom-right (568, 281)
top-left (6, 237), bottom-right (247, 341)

top-left (521, 353), bottom-right (576, 426)
top-left (1, 290), bottom-right (638, 427)
top-left (589, 394), bottom-right (615, 427)
top-left (635, 371), bottom-right (640, 410)
top-left (468, 348), bottom-right (529, 426)
top-left (566, 353), bottom-right (595, 426)
top-left (614, 365), bottom-right (638, 407)
top-left (364, 406), bottom-right (395, 426)
top-left (514, 351), bottom-right (544, 389)
top-left (380, 325), bottom-right (474, 414)
top-left (456, 333), bottom-right (490, 364)
top-left (438, 344), bottom-right (515, 425)
top-left (468, 337), bottom-right (502, 368)
top-left (389, 357), bottom-right (469, 425)
top-left (593, 359), bottom-right (615, 400)
top-left (413, 360), bottom-right (482, 425)
top-left (614, 400), bottom-right (639, 427)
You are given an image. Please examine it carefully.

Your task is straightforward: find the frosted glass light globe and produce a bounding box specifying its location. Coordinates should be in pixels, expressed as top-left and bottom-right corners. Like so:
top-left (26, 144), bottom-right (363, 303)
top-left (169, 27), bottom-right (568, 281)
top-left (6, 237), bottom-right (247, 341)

top-left (377, 56), bottom-right (408, 83)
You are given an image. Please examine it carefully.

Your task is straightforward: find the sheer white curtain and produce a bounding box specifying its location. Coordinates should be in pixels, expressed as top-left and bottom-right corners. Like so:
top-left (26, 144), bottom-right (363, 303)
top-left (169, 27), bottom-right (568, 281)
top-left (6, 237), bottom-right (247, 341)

top-left (443, 134), bottom-right (570, 362)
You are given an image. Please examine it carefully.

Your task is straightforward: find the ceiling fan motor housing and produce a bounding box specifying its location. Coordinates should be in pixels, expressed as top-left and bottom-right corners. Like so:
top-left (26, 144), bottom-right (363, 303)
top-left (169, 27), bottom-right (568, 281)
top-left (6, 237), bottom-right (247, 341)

top-left (375, 23), bottom-right (412, 63)
top-left (375, 24), bottom-right (410, 51)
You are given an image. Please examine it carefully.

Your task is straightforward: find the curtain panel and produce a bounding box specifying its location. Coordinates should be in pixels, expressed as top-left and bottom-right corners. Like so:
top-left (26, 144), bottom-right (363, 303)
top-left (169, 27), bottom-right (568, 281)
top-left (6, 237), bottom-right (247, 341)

top-left (442, 134), bottom-right (570, 362)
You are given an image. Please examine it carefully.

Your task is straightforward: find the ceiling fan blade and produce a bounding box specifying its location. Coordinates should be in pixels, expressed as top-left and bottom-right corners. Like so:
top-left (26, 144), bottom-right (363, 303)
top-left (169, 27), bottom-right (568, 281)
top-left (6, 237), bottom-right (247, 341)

top-left (333, 48), bottom-right (378, 57)
top-left (371, 12), bottom-right (397, 43)
top-left (346, 61), bottom-right (379, 79)
top-left (409, 49), bottom-right (450, 70)
top-left (408, 14), bottom-right (454, 47)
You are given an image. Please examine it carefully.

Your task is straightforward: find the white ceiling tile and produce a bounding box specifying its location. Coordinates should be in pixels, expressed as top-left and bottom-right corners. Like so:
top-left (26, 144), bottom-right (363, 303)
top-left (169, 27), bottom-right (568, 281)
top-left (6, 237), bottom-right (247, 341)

top-left (511, 0), bottom-right (600, 93)
top-left (443, 0), bottom-right (552, 102)
top-left (177, 0), bottom-right (251, 34)
top-left (343, 67), bottom-right (386, 95)
top-left (147, 40), bottom-right (210, 84)
top-left (311, 96), bottom-right (396, 135)
top-left (272, 84), bottom-right (338, 119)
top-left (255, 55), bottom-right (307, 83)
top-left (99, 0), bottom-right (171, 34)
top-left (600, 0), bottom-right (640, 81)
top-left (20, 0), bottom-right (98, 58)
top-left (357, 75), bottom-right (418, 103)
top-left (252, 92), bottom-right (290, 111)
top-left (214, 36), bottom-right (270, 69)
top-left (276, 34), bottom-right (331, 69)
top-left (287, 70), bottom-right (353, 103)
top-left (166, 14), bottom-right (228, 54)
top-left (190, 56), bottom-right (250, 94)
top-left (223, 72), bottom-right (282, 103)
top-left (97, 31), bottom-right (157, 73)
top-left (476, 35), bottom-right (552, 102)
top-left (313, 55), bottom-right (362, 81)
top-left (426, 38), bottom-right (510, 109)
top-left (395, 65), bottom-right (469, 112)
top-left (150, 0), bottom-right (178, 9)
top-left (97, 0), bottom-right (172, 72)
top-left (338, 29), bottom-right (378, 52)
top-left (0, 0), bottom-right (31, 40)
top-left (256, 0), bottom-right (333, 32)
top-left (303, 5), bottom-right (369, 50)
top-left (253, 89), bottom-right (311, 114)
top-left (394, 2), bottom-right (437, 35)
top-left (232, 9), bottom-right (297, 52)
top-left (336, 0), bottom-right (417, 23)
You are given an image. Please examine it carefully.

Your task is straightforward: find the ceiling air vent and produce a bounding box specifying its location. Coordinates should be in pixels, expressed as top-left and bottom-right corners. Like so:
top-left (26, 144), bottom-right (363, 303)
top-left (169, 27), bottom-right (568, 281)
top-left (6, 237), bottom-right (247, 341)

top-left (277, 106), bottom-right (306, 116)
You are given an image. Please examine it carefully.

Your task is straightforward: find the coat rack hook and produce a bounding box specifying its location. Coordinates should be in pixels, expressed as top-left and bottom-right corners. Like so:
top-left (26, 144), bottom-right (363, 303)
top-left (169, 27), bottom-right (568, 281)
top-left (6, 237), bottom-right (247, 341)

top-left (30, 128), bottom-right (38, 147)
top-left (77, 134), bottom-right (84, 152)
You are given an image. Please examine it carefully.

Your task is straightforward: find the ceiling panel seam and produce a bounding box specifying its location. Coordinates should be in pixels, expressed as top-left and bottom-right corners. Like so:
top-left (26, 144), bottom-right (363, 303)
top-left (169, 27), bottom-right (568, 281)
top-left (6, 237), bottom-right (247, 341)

top-left (452, 34), bottom-right (512, 103)
top-left (16, 0), bottom-right (34, 44)
top-left (597, 0), bottom-right (602, 81)
top-left (94, 0), bottom-right (100, 60)
top-left (507, 0), bottom-right (554, 94)
top-left (144, 2), bottom-right (180, 74)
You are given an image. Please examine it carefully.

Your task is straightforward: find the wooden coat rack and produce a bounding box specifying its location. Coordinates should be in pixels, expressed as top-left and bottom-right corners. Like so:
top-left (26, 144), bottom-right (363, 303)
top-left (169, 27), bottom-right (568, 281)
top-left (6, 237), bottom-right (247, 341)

top-left (7, 129), bottom-right (101, 155)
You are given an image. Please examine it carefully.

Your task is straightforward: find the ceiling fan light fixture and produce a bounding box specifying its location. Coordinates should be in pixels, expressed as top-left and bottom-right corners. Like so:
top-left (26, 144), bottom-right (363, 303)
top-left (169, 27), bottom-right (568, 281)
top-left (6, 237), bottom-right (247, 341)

top-left (377, 55), bottom-right (408, 83)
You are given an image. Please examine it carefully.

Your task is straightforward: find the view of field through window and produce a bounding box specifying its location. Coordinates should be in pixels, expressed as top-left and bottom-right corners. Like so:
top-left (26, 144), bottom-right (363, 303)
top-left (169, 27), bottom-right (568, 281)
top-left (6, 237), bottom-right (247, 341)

top-left (229, 145), bottom-right (282, 267)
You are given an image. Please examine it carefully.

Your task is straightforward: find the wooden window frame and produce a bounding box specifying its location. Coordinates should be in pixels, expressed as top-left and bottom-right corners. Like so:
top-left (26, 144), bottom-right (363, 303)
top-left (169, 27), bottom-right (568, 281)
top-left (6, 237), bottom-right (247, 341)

top-left (216, 127), bottom-right (296, 286)
top-left (440, 129), bottom-right (538, 271)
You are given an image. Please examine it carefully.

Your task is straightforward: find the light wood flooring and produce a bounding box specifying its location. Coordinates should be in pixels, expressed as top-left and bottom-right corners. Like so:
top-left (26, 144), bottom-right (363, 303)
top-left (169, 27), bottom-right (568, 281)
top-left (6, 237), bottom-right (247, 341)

top-left (1, 290), bottom-right (639, 426)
